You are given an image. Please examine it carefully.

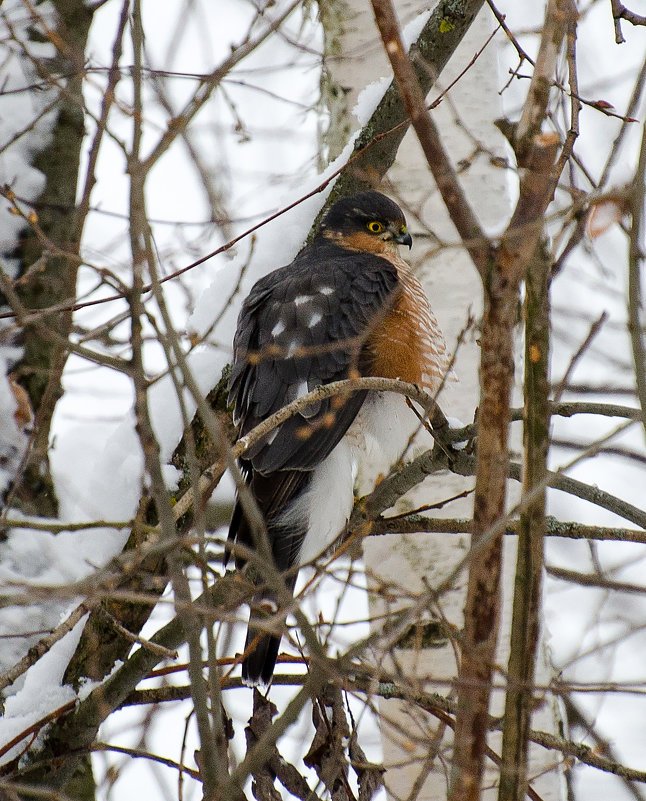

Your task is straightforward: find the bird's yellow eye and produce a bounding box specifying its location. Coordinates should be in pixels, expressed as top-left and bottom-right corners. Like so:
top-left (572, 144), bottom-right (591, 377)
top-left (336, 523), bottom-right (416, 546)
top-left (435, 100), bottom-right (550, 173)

top-left (367, 221), bottom-right (384, 233)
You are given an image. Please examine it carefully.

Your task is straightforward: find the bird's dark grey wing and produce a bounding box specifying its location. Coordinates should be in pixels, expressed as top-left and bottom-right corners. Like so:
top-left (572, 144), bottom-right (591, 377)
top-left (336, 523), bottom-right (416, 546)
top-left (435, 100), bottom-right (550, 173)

top-left (228, 241), bottom-right (399, 473)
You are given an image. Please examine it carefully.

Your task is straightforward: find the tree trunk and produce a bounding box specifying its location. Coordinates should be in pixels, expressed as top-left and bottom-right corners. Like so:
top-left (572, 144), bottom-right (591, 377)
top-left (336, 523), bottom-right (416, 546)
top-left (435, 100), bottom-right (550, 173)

top-left (10, 0), bottom-right (94, 517)
top-left (0, 3), bottom-right (96, 798)
top-left (319, 2), bottom-right (564, 798)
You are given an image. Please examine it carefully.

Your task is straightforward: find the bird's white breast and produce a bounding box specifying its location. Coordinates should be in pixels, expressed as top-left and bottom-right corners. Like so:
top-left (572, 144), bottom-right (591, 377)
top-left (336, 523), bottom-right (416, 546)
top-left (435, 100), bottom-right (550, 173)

top-left (294, 391), bottom-right (425, 565)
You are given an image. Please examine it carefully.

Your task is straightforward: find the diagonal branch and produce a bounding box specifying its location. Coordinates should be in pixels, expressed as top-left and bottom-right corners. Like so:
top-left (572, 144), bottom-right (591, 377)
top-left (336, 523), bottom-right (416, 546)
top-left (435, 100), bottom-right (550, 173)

top-left (370, 0), bottom-right (490, 277)
top-left (331, 0), bottom-right (486, 203)
top-left (141, 0), bottom-right (302, 172)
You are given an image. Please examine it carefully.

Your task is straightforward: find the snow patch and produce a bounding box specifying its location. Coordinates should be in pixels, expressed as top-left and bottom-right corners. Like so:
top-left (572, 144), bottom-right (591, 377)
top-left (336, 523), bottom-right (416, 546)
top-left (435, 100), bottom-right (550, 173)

top-left (355, 77), bottom-right (391, 126)
top-left (0, 1), bottom-right (59, 265)
top-left (0, 356), bottom-right (29, 493)
top-left (0, 615), bottom-right (87, 766)
top-left (402, 9), bottom-right (432, 50)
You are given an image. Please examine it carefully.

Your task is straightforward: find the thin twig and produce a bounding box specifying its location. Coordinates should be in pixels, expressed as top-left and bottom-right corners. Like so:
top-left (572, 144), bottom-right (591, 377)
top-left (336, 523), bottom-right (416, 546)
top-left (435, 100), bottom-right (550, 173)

top-left (610, 0), bottom-right (646, 44)
top-left (628, 118), bottom-right (646, 439)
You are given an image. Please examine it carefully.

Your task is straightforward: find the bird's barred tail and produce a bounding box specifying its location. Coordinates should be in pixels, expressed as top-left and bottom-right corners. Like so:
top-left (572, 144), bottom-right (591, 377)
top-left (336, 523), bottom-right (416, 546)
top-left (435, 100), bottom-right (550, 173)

top-left (227, 469), bottom-right (311, 686)
top-left (242, 628), bottom-right (281, 686)
top-left (242, 572), bottom-right (299, 686)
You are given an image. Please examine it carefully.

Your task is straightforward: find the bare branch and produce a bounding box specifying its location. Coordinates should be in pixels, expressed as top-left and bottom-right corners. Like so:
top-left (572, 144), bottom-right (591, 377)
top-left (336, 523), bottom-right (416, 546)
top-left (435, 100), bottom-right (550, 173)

top-left (628, 119), bottom-right (646, 440)
top-left (610, 0), bottom-right (646, 44)
top-left (500, 244), bottom-right (551, 801)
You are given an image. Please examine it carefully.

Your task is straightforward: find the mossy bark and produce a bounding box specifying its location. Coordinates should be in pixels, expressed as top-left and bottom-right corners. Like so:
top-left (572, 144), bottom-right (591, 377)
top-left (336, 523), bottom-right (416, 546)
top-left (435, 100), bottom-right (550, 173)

top-left (4, 4), bottom-right (94, 797)
top-left (12, 0), bottom-right (94, 517)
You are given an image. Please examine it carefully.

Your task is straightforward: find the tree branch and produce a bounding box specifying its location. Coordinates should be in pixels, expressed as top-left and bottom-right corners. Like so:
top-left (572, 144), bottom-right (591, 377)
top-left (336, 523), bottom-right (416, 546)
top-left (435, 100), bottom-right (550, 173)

top-left (370, 0), bottom-right (490, 276)
top-left (628, 118), bottom-right (646, 441)
top-left (372, 515), bottom-right (646, 544)
top-left (330, 0), bottom-right (486, 203)
top-left (500, 243), bottom-right (551, 801)
top-left (610, 0), bottom-right (646, 44)
top-left (122, 674), bottom-right (646, 788)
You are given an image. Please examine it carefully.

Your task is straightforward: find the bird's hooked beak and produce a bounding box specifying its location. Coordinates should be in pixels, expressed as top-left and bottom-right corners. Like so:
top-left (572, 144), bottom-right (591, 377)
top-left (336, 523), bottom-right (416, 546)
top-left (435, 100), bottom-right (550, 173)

top-left (389, 224), bottom-right (412, 249)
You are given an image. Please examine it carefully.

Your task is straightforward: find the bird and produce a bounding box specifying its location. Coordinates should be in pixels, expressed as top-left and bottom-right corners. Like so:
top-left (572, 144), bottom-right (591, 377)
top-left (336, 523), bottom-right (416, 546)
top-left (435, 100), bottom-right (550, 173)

top-left (226, 190), bottom-right (452, 685)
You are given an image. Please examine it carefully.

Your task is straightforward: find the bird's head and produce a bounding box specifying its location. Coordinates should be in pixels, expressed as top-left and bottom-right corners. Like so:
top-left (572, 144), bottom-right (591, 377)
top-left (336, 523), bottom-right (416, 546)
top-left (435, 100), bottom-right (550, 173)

top-left (317, 191), bottom-right (412, 255)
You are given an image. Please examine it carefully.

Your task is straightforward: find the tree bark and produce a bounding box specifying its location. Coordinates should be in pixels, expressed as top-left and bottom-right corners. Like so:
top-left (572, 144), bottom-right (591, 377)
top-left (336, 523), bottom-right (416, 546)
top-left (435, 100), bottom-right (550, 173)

top-left (12, 0), bottom-right (94, 516)
top-left (499, 243), bottom-right (551, 801)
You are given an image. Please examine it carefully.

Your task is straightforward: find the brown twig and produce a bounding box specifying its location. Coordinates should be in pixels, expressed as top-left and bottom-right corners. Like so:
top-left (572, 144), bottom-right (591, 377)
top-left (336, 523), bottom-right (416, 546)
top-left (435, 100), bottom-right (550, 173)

top-left (91, 742), bottom-right (201, 781)
top-left (552, 312), bottom-right (609, 402)
top-left (499, 244), bottom-right (550, 801)
top-left (74, 0), bottom-right (129, 240)
top-left (122, 673), bottom-right (646, 788)
top-left (485, 1), bottom-right (535, 66)
top-left (546, 565), bottom-right (646, 595)
top-left (0, 701), bottom-right (76, 760)
top-left (628, 118), bottom-right (646, 440)
top-left (610, 0), bottom-right (646, 44)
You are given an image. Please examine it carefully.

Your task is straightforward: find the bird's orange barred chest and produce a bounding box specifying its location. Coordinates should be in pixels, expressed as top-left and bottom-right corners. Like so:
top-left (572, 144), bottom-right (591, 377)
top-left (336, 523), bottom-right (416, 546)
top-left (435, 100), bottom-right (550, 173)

top-left (365, 260), bottom-right (450, 393)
